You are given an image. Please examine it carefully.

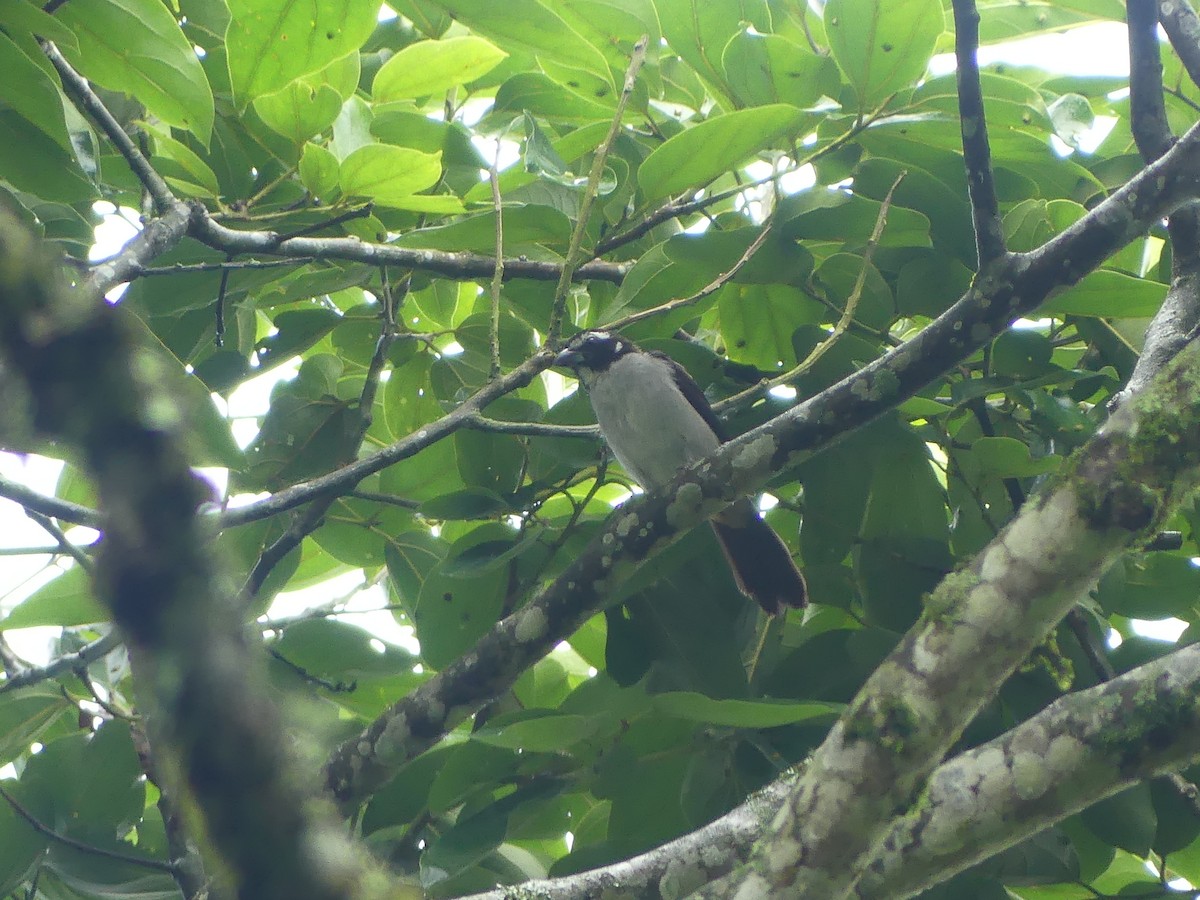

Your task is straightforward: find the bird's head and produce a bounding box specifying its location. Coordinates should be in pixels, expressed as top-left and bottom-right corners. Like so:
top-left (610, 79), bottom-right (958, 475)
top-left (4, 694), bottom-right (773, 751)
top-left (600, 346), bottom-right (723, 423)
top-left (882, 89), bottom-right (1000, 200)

top-left (553, 331), bottom-right (635, 381)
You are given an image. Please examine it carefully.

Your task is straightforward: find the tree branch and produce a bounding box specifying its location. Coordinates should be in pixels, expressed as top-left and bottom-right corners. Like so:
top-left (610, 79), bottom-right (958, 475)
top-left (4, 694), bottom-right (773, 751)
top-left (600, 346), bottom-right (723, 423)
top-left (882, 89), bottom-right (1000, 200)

top-left (854, 642), bottom-right (1200, 898)
top-left (238, 277), bottom-right (400, 607)
top-left (951, 0), bottom-right (1005, 265)
top-left (0, 630), bottom-right (122, 694)
top-left (1160, 0), bottom-right (1200, 88)
top-left (0, 475), bottom-right (102, 526)
top-left (41, 40), bottom-right (176, 213)
top-left (0, 783), bottom-right (177, 874)
top-left (322, 118), bottom-right (1200, 812)
top-left (454, 643), bottom-right (1200, 900)
top-left (0, 206), bottom-right (378, 899)
top-left (188, 204), bottom-right (629, 285)
top-left (704, 354), bottom-right (1200, 895)
top-left (84, 201), bottom-right (193, 301)
top-left (1111, 0), bottom-right (1200, 407)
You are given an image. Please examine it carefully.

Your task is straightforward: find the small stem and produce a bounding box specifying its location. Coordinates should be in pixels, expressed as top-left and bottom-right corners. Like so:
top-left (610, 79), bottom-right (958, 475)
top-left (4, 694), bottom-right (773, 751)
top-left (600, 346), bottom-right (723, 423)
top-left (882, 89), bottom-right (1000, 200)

top-left (546, 36), bottom-right (648, 341)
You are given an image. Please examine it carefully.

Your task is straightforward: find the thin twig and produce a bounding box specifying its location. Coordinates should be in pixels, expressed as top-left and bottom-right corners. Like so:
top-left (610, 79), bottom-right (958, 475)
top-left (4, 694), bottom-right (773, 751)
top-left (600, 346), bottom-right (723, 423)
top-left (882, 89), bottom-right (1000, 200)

top-left (595, 120), bottom-right (870, 257)
top-left (274, 204), bottom-right (374, 242)
top-left (951, 0), bottom-right (1005, 265)
top-left (546, 35), bottom-right (649, 341)
top-left (41, 41), bottom-right (176, 212)
top-left (0, 632), bottom-right (123, 695)
top-left (489, 141), bottom-right (505, 379)
top-left (131, 257), bottom-right (318, 276)
top-left (0, 476), bottom-right (101, 526)
top-left (715, 172), bottom-right (906, 412)
top-left (238, 274), bottom-right (403, 607)
top-left (347, 490), bottom-right (421, 509)
top-left (25, 511), bottom-right (94, 572)
top-left (607, 223), bottom-right (776, 332)
top-left (0, 783), bottom-right (176, 873)
top-left (463, 414), bottom-right (599, 438)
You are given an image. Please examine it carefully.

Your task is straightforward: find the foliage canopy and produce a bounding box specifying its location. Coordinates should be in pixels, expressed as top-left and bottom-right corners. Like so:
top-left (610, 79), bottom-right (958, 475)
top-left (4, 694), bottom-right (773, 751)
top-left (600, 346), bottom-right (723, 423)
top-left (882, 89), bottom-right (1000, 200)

top-left (3, 0), bottom-right (1200, 898)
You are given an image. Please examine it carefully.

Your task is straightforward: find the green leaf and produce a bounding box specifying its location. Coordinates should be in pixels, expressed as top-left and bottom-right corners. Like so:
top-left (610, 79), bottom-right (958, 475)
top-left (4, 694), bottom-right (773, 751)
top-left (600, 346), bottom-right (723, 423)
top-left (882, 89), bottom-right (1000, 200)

top-left (0, 687), bottom-right (77, 767)
top-left (0, 788), bottom-right (43, 896)
top-left (719, 283), bottom-right (823, 371)
top-left (825, 0), bottom-right (944, 109)
top-left (0, 0), bottom-right (78, 49)
top-left (2, 566), bottom-right (108, 629)
top-left (1039, 270), bottom-right (1167, 318)
top-left (473, 714), bottom-right (597, 751)
top-left (299, 141), bottom-right (340, 199)
top-left (386, 531), bottom-right (449, 608)
top-left (254, 83), bottom-right (344, 146)
top-left (721, 31), bottom-right (837, 109)
top-left (652, 692), bottom-right (841, 728)
top-left (0, 111), bottom-right (94, 203)
top-left (1047, 93), bottom-right (1095, 149)
top-left (226, 0), bottom-right (379, 105)
top-left (1080, 785), bottom-right (1157, 857)
top-left (969, 437), bottom-right (1061, 478)
top-left (146, 126), bottom-right (221, 198)
top-left (638, 105), bottom-right (810, 202)
top-left (339, 144), bottom-right (443, 208)
top-left (373, 36), bottom-right (508, 102)
top-left (417, 0), bottom-right (611, 80)
top-left (0, 32), bottom-right (73, 151)
top-left (1096, 554), bottom-right (1200, 620)
top-left (658, 0), bottom-right (771, 103)
top-left (493, 72), bottom-right (618, 122)
top-left (255, 51), bottom-right (360, 143)
top-left (414, 559), bottom-right (506, 669)
top-left (57, 0), bottom-right (214, 141)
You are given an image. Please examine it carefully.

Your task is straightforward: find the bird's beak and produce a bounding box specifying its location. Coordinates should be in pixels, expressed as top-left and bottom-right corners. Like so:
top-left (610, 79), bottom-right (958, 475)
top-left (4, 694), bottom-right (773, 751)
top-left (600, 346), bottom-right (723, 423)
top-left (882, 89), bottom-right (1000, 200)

top-left (553, 348), bottom-right (582, 368)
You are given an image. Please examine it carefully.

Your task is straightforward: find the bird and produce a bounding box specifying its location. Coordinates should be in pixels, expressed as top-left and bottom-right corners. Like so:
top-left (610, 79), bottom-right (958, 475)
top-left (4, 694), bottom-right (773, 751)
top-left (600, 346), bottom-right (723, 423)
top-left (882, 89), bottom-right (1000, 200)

top-left (554, 330), bottom-right (807, 615)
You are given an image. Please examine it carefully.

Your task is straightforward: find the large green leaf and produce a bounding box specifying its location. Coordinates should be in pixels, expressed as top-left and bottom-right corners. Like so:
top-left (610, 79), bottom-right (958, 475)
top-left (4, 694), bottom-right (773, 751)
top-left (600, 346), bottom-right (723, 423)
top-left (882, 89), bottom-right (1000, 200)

top-left (2, 566), bottom-right (108, 629)
top-left (638, 105), bottom-right (810, 202)
top-left (417, 0), bottom-right (611, 79)
top-left (339, 144), bottom-right (445, 208)
top-left (652, 692), bottom-right (841, 728)
top-left (721, 31), bottom-right (839, 109)
top-left (0, 32), bottom-right (73, 151)
top-left (226, 0), bottom-right (379, 105)
top-left (57, 0), bottom-right (214, 141)
top-left (373, 36), bottom-right (508, 102)
top-left (1039, 270), bottom-right (1167, 318)
top-left (825, 0), bottom-right (944, 109)
top-left (0, 111), bottom-right (94, 203)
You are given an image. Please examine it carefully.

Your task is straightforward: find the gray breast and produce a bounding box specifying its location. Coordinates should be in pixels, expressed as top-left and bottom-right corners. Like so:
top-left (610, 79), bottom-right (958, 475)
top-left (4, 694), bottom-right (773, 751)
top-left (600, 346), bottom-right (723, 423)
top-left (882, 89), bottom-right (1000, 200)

top-left (583, 352), bottom-right (720, 489)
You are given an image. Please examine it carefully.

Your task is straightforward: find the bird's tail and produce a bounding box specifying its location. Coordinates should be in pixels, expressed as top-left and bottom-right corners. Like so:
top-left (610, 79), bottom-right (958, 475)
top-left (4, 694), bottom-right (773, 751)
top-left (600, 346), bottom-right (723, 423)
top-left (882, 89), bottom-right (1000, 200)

top-left (710, 508), bottom-right (807, 616)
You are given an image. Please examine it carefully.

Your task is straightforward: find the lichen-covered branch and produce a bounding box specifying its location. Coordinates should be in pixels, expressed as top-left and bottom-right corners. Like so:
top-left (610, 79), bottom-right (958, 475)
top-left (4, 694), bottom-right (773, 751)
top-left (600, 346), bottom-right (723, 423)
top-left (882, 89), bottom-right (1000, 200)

top-left (84, 201), bottom-right (193, 301)
top-left (703, 342), bottom-right (1200, 898)
top-left (322, 118), bottom-right (1200, 812)
top-left (1160, 0), bottom-right (1200, 87)
top-left (1111, 0), bottom-right (1200, 407)
top-left (0, 206), bottom-right (377, 900)
top-left (453, 643), bottom-right (1200, 900)
top-left (855, 642), bottom-right (1200, 898)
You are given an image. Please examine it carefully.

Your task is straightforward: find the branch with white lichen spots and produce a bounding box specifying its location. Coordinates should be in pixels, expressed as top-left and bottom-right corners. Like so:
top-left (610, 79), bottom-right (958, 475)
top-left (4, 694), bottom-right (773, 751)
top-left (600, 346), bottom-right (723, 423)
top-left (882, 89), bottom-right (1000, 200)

top-left (452, 642), bottom-right (1200, 900)
top-left (697, 337), bottom-right (1200, 898)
